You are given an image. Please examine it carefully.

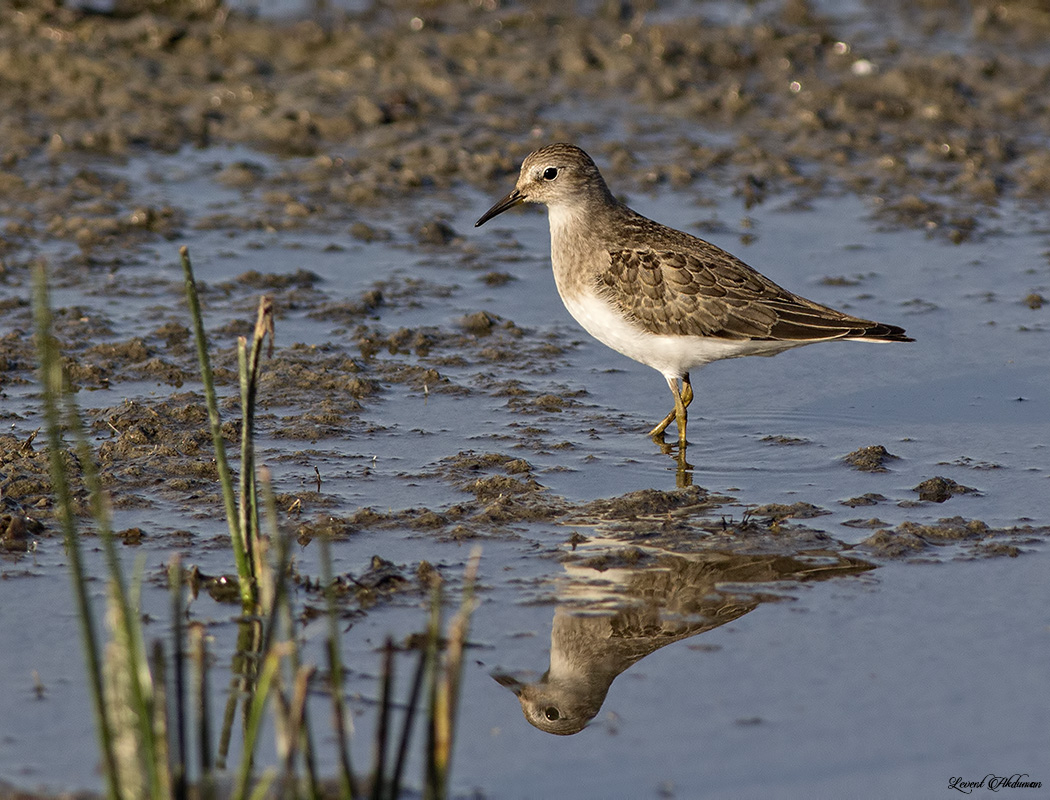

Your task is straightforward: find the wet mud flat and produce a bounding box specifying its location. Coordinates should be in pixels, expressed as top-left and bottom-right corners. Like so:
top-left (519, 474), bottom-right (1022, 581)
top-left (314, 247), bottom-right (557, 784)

top-left (1, 0), bottom-right (1049, 796)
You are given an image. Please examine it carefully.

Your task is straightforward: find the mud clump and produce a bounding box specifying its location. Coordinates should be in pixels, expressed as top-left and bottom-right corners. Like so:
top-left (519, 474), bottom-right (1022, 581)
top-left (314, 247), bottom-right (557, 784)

top-left (1, 501), bottom-right (44, 552)
top-left (464, 474), bottom-right (544, 503)
top-left (88, 395), bottom-right (229, 503)
top-left (0, 431), bottom-right (80, 515)
top-left (761, 435), bottom-right (810, 445)
top-left (577, 485), bottom-right (716, 521)
top-left (457, 310), bottom-right (516, 337)
top-left (307, 290), bottom-right (384, 327)
top-left (342, 555), bottom-right (411, 606)
top-left (858, 529), bottom-right (929, 559)
top-left (859, 517), bottom-right (1046, 560)
top-left (416, 220), bottom-right (459, 246)
top-left (914, 477), bottom-right (979, 503)
top-left (317, 554), bottom-right (441, 610)
top-left (841, 493), bottom-right (887, 507)
top-left (897, 517), bottom-right (989, 542)
top-left (580, 546), bottom-right (649, 572)
top-left (505, 389), bottom-right (587, 415)
top-left (752, 502), bottom-right (829, 521)
top-left (438, 451), bottom-right (536, 477)
top-left (349, 222), bottom-right (392, 243)
top-left (482, 272), bottom-right (515, 287)
top-left (530, 394), bottom-right (570, 413)
top-left (978, 543), bottom-right (1021, 558)
top-left (844, 445), bottom-right (899, 472)
top-left (228, 269), bottom-right (321, 291)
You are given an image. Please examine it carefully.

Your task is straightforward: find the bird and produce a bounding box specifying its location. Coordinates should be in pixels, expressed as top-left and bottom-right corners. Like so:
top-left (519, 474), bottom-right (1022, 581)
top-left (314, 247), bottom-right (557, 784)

top-left (492, 548), bottom-right (874, 735)
top-left (475, 143), bottom-right (913, 447)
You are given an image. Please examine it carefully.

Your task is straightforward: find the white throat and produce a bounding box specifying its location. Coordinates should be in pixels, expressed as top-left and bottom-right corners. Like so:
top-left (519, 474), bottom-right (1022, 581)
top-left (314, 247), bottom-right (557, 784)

top-left (546, 201), bottom-right (588, 241)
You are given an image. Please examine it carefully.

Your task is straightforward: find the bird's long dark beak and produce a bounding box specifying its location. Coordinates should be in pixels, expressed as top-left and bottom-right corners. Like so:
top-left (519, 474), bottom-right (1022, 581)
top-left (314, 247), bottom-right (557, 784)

top-left (475, 188), bottom-right (525, 227)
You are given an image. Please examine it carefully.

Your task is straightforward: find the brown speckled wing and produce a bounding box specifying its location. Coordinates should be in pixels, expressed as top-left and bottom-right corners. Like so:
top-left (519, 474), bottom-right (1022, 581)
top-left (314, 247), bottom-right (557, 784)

top-left (599, 247), bottom-right (910, 342)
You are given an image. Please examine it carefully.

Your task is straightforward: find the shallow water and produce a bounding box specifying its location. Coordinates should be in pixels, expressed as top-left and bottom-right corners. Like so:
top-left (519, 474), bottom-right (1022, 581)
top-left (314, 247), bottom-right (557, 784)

top-left (1, 139), bottom-right (1047, 797)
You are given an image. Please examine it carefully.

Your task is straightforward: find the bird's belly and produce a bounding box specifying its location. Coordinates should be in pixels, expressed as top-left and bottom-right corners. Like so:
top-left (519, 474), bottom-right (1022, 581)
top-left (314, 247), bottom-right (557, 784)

top-left (560, 291), bottom-right (798, 378)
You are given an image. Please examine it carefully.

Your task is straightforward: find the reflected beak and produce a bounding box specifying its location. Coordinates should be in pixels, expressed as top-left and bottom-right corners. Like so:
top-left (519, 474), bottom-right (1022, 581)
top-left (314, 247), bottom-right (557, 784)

top-left (475, 188), bottom-right (525, 227)
top-left (491, 671), bottom-right (525, 696)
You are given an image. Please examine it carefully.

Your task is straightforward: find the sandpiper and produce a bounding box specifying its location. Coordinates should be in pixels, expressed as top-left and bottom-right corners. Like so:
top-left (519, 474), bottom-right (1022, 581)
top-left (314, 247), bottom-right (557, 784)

top-left (475, 144), bottom-right (912, 446)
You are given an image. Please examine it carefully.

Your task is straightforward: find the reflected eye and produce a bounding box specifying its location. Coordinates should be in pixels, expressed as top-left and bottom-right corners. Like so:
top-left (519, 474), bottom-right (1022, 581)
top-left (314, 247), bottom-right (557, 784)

top-left (544, 706), bottom-right (560, 721)
top-left (542, 167), bottom-right (559, 181)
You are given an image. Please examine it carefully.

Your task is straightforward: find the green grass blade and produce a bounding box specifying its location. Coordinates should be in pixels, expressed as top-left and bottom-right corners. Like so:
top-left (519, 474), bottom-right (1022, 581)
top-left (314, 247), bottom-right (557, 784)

top-left (423, 552), bottom-right (481, 800)
top-left (260, 467), bottom-right (321, 799)
top-left (150, 639), bottom-right (173, 799)
top-left (190, 622), bottom-right (215, 800)
top-left (434, 549), bottom-right (481, 796)
top-left (217, 618), bottom-right (263, 771)
top-left (422, 578), bottom-right (443, 800)
top-left (31, 263), bottom-right (123, 800)
top-left (240, 297), bottom-right (274, 582)
top-left (247, 768), bottom-right (278, 800)
top-left (370, 639), bottom-right (395, 800)
top-left (237, 338), bottom-right (254, 583)
top-left (45, 287), bottom-right (162, 795)
top-left (233, 643), bottom-right (285, 800)
top-left (67, 390), bottom-right (162, 797)
top-left (179, 246), bottom-right (254, 609)
top-left (389, 638), bottom-right (428, 800)
top-left (169, 557), bottom-right (188, 800)
top-left (126, 555), bottom-right (163, 798)
top-left (319, 536), bottom-right (356, 799)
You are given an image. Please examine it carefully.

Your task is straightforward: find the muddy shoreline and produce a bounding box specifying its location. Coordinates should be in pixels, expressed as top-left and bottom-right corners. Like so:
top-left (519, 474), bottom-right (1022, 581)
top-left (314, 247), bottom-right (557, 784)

top-left (4, 0), bottom-right (1050, 244)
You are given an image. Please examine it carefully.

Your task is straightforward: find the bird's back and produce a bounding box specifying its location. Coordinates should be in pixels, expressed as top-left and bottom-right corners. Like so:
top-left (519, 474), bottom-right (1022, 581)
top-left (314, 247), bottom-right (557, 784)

top-left (573, 202), bottom-right (912, 344)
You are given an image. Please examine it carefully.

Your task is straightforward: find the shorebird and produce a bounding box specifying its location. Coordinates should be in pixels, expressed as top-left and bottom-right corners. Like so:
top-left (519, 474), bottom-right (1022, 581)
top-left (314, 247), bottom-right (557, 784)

top-left (475, 144), bottom-right (912, 446)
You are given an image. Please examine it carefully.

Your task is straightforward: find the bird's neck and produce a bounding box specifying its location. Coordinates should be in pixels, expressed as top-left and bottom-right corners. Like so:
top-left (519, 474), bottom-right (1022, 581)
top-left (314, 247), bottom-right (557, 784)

top-left (547, 201), bottom-right (591, 242)
top-left (547, 196), bottom-right (624, 297)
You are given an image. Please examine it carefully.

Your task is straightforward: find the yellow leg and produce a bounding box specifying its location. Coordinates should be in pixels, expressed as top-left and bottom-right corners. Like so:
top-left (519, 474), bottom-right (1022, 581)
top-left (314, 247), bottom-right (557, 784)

top-left (672, 374), bottom-right (690, 446)
top-left (649, 388), bottom-right (676, 439)
top-left (648, 373), bottom-right (693, 442)
top-left (680, 374), bottom-right (694, 411)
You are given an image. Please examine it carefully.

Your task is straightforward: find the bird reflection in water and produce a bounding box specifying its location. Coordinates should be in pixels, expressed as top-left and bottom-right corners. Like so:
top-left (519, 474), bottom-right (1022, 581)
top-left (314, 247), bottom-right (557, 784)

top-left (493, 547), bottom-right (873, 735)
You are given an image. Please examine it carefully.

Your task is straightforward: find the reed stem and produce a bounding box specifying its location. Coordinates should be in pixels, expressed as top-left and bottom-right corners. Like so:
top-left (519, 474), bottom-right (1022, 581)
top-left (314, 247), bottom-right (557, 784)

top-left (179, 246), bottom-right (254, 609)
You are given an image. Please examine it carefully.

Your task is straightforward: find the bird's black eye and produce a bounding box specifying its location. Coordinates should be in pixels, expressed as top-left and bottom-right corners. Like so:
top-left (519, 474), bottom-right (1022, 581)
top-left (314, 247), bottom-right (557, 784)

top-left (542, 167), bottom-right (559, 181)
top-left (544, 707), bottom-right (560, 721)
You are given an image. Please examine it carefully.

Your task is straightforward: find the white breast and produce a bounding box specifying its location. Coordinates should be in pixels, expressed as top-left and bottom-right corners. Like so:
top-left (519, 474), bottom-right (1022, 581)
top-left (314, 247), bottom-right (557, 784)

top-left (558, 291), bottom-right (802, 380)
